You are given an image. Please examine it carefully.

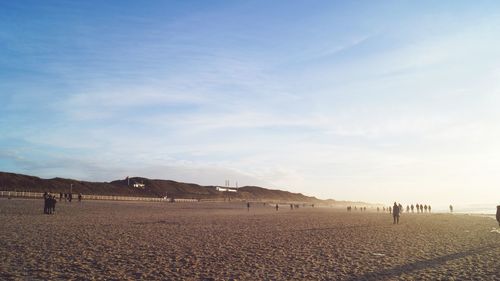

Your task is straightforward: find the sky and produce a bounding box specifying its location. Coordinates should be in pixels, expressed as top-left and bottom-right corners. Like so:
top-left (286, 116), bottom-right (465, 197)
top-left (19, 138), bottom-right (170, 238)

top-left (1, 1), bottom-right (500, 208)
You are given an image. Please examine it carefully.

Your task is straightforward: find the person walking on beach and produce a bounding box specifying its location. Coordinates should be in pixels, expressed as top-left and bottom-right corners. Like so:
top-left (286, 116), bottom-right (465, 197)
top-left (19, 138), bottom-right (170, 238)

top-left (419, 204), bottom-right (424, 213)
top-left (428, 205), bottom-right (431, 213)
top-left (411, 204), bottom-right (414, 213)
top-left (449, 205), bottom-right (453, 213)
top-left (496, 205), bottom-right (499, 226)
top-left (389, 206), bottom-right (392, 214)
top-left (393, 202), bottom-right (400, 224)
top-left (275, 204), bottom-right (279, 211)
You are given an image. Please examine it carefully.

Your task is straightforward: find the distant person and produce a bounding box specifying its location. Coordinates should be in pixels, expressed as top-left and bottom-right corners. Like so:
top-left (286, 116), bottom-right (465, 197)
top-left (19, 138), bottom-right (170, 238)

top-left (43, 192), bottom-right (49, 214)
top-left (377, 207), bottom-right (380, 212)
top-left (68, 193), bottom-right (73, 203)
top-left (496, 206), bottom-right (500, 226)
top-left (59, 192), bottom-right (63, 201)
top-left (411, 204), bottom-right (414, 213)
top-left (428, 205), bottom-right (431, 213)
top-left (78, 193), bottom-right (82, 202)
top-left (290, 204), bottom-right (293, 210)
top-left (449, 205), bottom-right (453, 213)
top-left (420, 204), bottom-right (424, 213)
top-left (398, 203), bottom-right (403, 214)
top-left (424, 205), bottom-right (428, 213)
top-left (50, 195), bottom-right (57, 214)
top-left (64, 193), bottom-right (67, 202)
top-left (406, 205), bottom-right (410, 213)
top-left (415, 204), bottom-right (420, 213)
top-left (383, 207), bottom-right (385, 212)
top-left (364, 207), bottom-right (367, 212)
top-left (392, 202), bottom-right (400, 224)
top-left (275, 204), bottom-right (279, 211)
top-left (247, 202), bottom-right (250, 211)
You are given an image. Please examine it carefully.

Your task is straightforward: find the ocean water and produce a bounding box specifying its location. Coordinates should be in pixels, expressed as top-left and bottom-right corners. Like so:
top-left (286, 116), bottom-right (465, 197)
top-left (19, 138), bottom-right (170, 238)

top-left (433, 204), bottom-right (497, 215)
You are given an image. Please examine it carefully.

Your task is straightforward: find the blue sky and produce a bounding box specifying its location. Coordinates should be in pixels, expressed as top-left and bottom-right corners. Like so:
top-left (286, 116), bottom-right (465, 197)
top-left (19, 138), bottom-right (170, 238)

top-left (1, 1), bottom-right (500, 207)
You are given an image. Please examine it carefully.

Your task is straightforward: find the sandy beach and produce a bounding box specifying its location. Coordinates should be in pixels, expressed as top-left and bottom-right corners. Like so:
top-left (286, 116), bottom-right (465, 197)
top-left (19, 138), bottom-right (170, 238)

top-left (0, 198), bottom-right (498, 280)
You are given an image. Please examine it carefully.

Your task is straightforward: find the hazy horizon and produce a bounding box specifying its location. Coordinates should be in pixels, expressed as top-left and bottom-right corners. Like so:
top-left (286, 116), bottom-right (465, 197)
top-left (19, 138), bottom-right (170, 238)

top-left (1, 1), bottom-right (500, 207)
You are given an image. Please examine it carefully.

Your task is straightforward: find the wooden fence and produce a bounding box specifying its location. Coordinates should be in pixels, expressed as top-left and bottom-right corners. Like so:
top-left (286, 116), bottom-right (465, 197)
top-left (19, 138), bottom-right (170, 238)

top-left (0, 191), bottom-right (199, 203)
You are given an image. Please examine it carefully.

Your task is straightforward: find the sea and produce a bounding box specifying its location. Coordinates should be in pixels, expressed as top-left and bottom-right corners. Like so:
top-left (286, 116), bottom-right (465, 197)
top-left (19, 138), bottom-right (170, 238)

top-left (433, 204), bottom-right (497, 215)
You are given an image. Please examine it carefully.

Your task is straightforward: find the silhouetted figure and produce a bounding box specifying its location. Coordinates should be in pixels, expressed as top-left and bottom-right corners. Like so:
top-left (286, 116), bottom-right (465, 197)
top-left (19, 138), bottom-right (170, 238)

top-left (78, 193), bottom-right (82, 202)
top-left (64, 193), bottom-right (67, 202)
top-left (411, 204), bottom-right (414, 213)
top-left (393, 202), bottom-right (400, 224)
top-left (59, 192), bottom-right (63, 201)
top-left (419, 204), bottom-right (423, 213)
top-left (415, 204), bottom-right (420, 213)
top-left (496, 206), bottom-right (500, 226)
top-left (377, 207), bottom-right (380, 212)
top-left (398, 204), bottom-right (403, 214)
top-left (68, 193), bottom-right (73, 203)
top-left (449, 205), bottom-right (453, 213)
top-left (275, 204), bottom-right (279, 211)
top-left (50, 196), bottom-right (56, 214)
top-left (364, 207), bottom-right (367, 212)
top-left (424, 205), bottom-right (428, 213)
top-left (247, 202), bottom-right (250, 211)
top-left (389, 206), bottom-right (392, 214)
top-left (406, 205), bottom-right (410, 213)
top-left (43, 192), bottom-right (49, 214)
top-left (290, 204), bottom-right (293, 210)
top-left (428, 205), bottom-right (431, 213)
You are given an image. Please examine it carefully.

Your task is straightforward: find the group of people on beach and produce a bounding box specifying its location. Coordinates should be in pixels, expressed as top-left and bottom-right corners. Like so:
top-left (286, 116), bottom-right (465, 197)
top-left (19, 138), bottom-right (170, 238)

top-left (346, 206), bottom-right (367, 212)
top-left (382, 203), bottom-right (432, 214)
top-left (42, 191), bottom-right (83, 214)
top-left (43, 192), bottom-right (57, 214)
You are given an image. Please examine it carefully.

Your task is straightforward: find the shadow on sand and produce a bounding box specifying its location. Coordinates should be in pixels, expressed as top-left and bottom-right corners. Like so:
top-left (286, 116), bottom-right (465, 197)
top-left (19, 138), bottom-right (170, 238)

top-left (346, 244), bottom-right (499, 281)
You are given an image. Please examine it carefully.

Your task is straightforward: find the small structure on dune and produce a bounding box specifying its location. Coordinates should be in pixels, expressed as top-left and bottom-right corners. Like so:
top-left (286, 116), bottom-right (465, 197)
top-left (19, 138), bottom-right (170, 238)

top-left (125, 176), bottom-right (146, 189)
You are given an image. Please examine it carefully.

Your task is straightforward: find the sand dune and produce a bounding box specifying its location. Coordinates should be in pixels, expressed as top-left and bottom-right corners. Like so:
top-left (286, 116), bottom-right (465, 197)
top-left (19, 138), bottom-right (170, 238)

top-left (1, 199), bottom-right (498, 280)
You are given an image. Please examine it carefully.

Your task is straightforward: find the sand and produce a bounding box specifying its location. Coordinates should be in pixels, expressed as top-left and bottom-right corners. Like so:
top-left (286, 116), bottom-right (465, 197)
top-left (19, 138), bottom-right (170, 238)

top-left (0, 199), bottom-right (499, 280)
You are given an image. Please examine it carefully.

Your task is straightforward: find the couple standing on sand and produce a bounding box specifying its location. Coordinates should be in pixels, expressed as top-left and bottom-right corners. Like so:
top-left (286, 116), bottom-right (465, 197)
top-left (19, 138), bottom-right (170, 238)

top-left (43, 192), bottom-right (57, 214)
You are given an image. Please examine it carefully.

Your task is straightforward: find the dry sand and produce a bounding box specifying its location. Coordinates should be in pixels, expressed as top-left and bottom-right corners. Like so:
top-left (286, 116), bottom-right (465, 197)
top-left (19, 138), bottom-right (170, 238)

top-left (0, 199), bottom-right (499, 280)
